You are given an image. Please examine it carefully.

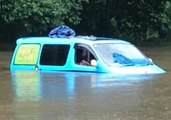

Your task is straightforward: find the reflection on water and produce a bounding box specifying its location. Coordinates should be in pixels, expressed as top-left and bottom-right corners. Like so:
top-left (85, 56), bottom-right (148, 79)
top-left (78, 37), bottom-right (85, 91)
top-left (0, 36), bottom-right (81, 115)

top-left (90, 73), bottom-right (161, 88)
top-left (11, 71), bottom-right (40, 101)
top-left (8, 70), bottom-right (171, 120)
top-left (0, 45), bottom-right (171, 120)
top-left (40, 71), bottom-right (77, 100)
top-left (11, 71), bottom-right (76, 101)
top-left (10, 71), bottom-right (163, 101)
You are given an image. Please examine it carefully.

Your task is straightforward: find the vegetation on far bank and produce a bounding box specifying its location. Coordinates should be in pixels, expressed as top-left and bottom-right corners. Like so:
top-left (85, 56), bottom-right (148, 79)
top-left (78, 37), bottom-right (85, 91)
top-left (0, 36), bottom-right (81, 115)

top-left (1, 0), bottom-right (171, 44)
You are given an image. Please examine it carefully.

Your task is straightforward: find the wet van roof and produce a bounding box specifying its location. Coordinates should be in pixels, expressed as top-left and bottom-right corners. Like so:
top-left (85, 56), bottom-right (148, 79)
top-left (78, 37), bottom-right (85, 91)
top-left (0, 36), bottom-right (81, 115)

top-left (16, 36), bottom-right (130, 45)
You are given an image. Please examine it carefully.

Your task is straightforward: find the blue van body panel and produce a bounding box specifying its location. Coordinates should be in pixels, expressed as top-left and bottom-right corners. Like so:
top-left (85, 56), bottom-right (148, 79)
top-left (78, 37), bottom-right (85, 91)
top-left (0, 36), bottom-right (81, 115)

top-left (10, 37), bottom-right (166, 74)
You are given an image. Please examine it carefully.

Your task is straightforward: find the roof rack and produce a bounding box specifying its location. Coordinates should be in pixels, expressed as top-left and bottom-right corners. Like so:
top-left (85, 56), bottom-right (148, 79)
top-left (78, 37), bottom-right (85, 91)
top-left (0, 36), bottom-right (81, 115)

top-left (77, 36), bottom-right (113, 41)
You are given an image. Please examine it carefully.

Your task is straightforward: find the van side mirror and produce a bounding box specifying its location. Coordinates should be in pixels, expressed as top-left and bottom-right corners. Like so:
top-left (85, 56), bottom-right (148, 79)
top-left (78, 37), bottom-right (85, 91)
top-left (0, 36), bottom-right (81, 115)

top-left (90, 59), bottom-right (97, 66)
top-left (148, 58), bottom-right (153, 63)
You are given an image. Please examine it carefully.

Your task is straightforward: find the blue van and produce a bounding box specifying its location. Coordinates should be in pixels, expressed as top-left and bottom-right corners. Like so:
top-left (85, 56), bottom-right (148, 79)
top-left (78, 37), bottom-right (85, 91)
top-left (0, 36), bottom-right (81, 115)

top-left (10, 36), bottom-right (166, 74)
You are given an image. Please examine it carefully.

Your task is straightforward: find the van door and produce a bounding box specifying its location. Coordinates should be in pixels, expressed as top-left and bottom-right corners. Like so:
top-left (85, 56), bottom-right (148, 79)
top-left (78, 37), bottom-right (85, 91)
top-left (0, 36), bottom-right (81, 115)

top-left (38, 44), bottom-right (70, 71)
top-left (73, 43), bottom-right (98, 72)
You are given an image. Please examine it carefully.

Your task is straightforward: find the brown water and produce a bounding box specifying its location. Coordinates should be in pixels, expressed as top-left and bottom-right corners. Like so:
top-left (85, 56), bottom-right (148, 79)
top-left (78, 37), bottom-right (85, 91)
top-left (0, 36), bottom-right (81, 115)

top-left (0, 45), bottom-right (171, 120)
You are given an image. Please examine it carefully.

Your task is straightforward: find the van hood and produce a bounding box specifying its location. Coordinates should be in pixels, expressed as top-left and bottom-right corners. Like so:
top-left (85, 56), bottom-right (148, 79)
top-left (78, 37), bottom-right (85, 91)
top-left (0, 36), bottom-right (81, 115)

top-left (107, 64), bottom-right (166, 74)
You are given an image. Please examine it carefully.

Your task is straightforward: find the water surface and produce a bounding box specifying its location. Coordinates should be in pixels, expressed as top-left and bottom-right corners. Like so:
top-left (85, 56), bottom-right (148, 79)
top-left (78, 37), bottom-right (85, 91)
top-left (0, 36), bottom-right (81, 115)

top-left (0, 45), bottom-right (171, 120)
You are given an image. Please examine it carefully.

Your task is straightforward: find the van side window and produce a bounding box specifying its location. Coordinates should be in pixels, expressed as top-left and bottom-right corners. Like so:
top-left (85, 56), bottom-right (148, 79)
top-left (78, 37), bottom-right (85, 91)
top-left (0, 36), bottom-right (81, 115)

top-left (14, 44), bottom-right (40, 65)
top-left (40, 45), bottom-right (70, 66)
top-left (75, 46), bottom-right (96, 66)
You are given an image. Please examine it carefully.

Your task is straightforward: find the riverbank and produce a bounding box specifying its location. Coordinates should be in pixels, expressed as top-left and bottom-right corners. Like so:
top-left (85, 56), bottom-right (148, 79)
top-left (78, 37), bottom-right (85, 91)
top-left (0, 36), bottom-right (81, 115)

top-left (0, 51), bottom-right (12, 71)
top-left (0, 42), bottom-right (15, 51)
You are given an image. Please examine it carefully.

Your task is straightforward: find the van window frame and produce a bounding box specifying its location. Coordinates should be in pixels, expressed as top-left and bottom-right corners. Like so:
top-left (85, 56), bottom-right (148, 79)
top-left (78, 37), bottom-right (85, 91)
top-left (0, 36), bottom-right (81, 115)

top-left (74, 43), bottom-right (97, 65)
top-left (40, 44), bottom-right (70, 66)
top-left (14, 43), bottom-right (41, 65)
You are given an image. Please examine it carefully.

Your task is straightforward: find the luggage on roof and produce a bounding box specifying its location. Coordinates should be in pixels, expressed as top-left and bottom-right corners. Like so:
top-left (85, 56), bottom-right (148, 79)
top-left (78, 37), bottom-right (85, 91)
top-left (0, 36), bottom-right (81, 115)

top-left (48, 25), bottom-right (75, 38)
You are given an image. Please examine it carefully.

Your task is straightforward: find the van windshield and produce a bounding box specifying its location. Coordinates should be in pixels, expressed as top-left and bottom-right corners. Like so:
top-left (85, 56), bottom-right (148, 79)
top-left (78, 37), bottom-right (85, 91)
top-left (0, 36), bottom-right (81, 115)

top-left (94, 43), bottom-right (152, 66)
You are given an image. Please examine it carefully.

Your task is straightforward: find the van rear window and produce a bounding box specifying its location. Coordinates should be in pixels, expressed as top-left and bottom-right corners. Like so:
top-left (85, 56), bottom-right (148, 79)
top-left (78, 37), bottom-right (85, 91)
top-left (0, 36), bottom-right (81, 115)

top-left (14, 44), bottom-right (40, 65)
top-left (40, 45), bottom-right (70, 66)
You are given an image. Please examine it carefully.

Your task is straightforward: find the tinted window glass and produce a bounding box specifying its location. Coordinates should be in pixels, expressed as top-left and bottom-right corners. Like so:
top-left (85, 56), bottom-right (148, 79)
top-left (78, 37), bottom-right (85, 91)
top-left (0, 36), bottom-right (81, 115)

top-left (40, 45), bottom-right (70, 66)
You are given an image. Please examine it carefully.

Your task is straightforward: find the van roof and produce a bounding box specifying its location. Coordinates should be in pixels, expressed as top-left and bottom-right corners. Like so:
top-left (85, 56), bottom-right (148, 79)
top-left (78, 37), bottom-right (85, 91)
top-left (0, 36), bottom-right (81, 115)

top-left (16, 36), bottom-right (130, 45)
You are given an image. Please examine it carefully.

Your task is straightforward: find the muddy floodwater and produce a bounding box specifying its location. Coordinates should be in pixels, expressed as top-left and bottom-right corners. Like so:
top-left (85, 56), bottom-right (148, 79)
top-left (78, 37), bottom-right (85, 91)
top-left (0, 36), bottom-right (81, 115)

top-left (0, 44), bottom-right (171, 120)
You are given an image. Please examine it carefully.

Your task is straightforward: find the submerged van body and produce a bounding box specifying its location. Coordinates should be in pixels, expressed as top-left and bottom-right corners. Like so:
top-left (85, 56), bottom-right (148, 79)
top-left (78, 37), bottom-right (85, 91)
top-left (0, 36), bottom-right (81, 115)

top-left (10, 36), bottom-right (166, 74)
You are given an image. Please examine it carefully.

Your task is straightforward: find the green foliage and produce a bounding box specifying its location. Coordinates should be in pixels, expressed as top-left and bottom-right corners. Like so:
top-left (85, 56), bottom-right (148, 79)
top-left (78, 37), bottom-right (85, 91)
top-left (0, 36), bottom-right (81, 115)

top-left (164, 1), bottom-right (171, 29)
top-left (78, 0), bottom-right (170, 43)
top-left (0, 0), bottom-right (171, 44)
top-left (0, 0), bottom-right (87, 37)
